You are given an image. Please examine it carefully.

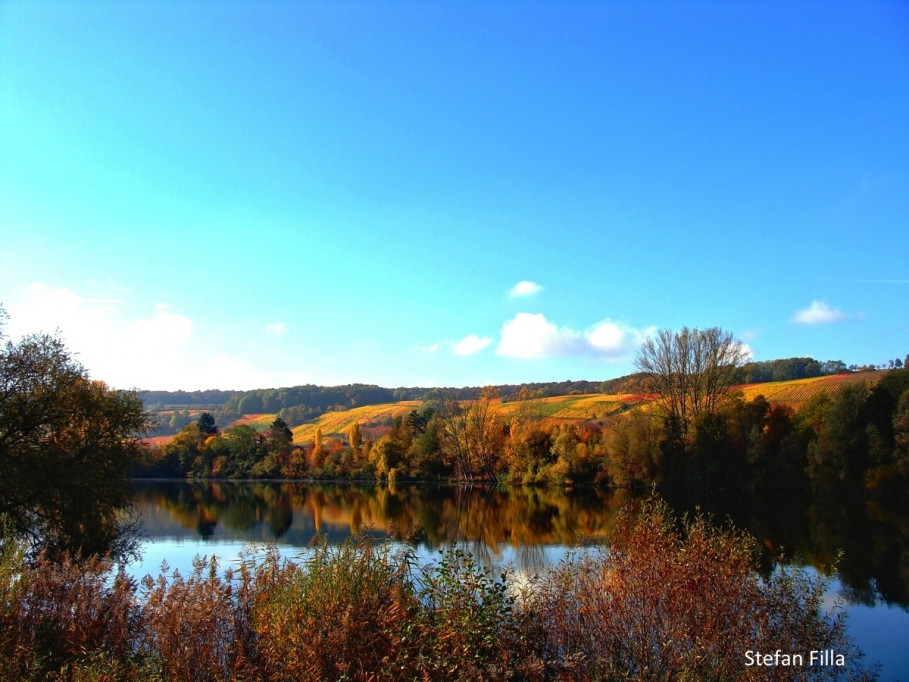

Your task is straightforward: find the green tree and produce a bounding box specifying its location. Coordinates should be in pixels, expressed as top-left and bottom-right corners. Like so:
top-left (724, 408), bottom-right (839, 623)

top-left (0, 308), bottom-right (150, 558)
top-left (197, 411), bottom-right (218, 436)
top-left (267, 417), bottom-right (294, 452)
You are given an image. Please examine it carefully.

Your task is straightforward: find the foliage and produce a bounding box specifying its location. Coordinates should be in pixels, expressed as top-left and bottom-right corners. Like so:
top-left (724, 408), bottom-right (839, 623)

top-left (0, 310), bottom-right (150, 558)
top-left (415, 545), bottom-right (523, 679)
top-left (522, 500), bottom-right (874, 680)
top-left (250, 538), bottom-right (415, 680)
top-left (0, 502), bottom-right (879, 681)
top-left (735, 356), bottom-right (847, 384)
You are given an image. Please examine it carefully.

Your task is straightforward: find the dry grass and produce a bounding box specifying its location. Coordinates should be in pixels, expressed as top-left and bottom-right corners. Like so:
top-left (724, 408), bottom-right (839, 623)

top-left (0, 503), bottom-right (878, 681)
top-left (291, 401), bottom-right (421, 443)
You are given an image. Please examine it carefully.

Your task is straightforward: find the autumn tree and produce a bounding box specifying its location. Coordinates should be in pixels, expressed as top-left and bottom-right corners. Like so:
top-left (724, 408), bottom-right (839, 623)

top-left (440, 387), bottom-right (503, 481)
top-left (0, 307), bottom-right (150, 558)
top-left (311, 428), bottom-right (325, 469)
top-left (347, 421), bottom-right (362, 454)
top-left (635, 326), bottom-right (748, 429)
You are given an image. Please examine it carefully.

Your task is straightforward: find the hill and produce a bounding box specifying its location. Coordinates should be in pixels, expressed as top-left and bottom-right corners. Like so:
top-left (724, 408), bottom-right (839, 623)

top-left (282, 371), bottom-right (889, 445)
top-left (139, 358), bottom-right (884, 441)
top-left (738, 370), bottom-right (889, 407)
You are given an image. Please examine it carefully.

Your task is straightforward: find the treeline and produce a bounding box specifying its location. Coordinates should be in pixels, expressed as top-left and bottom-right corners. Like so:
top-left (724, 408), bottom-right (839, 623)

top-left (140, 389), bottom-right (235, 409)
top-left (219, 384), bottom-right (401, 424)
top-left (735, 357), bottom-right (847, 383)
top-left (144, 358), bottom-right (854, 437)
top-left (136, 370), bottom-right (909, 497)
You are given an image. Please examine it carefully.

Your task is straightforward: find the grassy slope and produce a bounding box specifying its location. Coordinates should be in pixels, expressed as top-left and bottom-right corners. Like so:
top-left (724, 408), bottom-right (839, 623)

top-left (230, 372), bottom-right (891, 445)
top-left (290, 401), bottom-right (423, 443)
top-left (737, 370), bottom-right (888, 406)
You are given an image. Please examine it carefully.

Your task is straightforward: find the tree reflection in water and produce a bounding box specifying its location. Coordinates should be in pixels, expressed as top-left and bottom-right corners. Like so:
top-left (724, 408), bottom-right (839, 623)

top-left (132, 480), bottom-right (909, 609)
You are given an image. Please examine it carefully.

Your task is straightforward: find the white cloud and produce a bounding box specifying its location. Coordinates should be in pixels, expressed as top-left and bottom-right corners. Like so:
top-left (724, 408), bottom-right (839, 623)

top-left (496, 312), bottom-right (648, 360)
top-left (740, 343), bottom-right (755, 362)
top-left (453, 334), bottom-right (493, 356)
top-left (128, 304), bottom-right (193, 346)
top-left (497, 313), bottom-right (571, 358)
top-left (5, 283), bottom-right (306, 391)
top-left (266, 322), bottom-right (287, 335)
top-left (791, 301), bottom-right (847, 325)
top-left (508, 281), bottom-right (544, 298)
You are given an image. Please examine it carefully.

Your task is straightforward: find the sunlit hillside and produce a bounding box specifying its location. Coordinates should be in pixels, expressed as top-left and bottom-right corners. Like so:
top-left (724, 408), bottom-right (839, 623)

top-left (290, 401), bottom-right (423, 443)
top-left (215, 372), bottom-right (891, 446)
top-left (737, 370), bottom-right (888, 407)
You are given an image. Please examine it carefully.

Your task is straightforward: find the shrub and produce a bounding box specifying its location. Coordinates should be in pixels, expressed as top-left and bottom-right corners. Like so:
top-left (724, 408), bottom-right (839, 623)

top-left (0, 504), bottom-right (878, 681)
top-left (521, 500), bottom-right (876, 680)
top-left (414, 545), bottom-right (523, 680)
top-left (250, 537), bottom-right (416, 680)
top-left (0, 535), bottom-right (143, 680)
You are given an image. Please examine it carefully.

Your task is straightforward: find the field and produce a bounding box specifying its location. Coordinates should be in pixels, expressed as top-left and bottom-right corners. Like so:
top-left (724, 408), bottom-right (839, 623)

top-left (231, 413), bottom-right (278, 431)
top-left (290, 400), bottom-right (423, 443)
top-left (204, 372), bottom-right (891, 446)
top-left (737, 370), bottom-right (888, 407)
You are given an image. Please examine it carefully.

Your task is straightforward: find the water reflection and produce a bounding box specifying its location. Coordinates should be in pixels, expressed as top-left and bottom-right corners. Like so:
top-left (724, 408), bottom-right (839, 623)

top-left (133, 480), bottom-right (909, 609)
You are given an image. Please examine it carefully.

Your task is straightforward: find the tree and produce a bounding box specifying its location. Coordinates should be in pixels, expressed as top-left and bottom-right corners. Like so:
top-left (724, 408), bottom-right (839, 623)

top-left (440, 387), bottom-right (503, 481)
top-left (347, 421), bottom-right (362, 454)
top-left (635, 326), bottom-right (748, 429)
top-left (197, 411), bottom-right (218, 436)
top-left (0, 308), bottom-right (150, 558)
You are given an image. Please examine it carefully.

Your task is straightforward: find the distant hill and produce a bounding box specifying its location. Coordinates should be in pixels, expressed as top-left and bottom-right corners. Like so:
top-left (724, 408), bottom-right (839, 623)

top-left (738, 369), bottom-right (889, 406)
top-left (139, 356), bottom-right (870, 438)
top-left (286, 371), bottom-right (890, 446)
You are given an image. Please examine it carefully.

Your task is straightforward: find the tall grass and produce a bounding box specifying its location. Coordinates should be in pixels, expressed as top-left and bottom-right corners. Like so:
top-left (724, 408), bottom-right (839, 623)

top-left (519, 501), bottom-right (873, 680)
top-left (0, 503), bottom-right (877, 681)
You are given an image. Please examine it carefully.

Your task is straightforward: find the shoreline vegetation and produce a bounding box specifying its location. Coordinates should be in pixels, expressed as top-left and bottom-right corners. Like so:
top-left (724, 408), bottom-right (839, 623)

top-left (137, 367), bottom-right (909, 503)
top-left (0, 501), bottom-right (879, 681)
top-left (0, 315), bottom-right (901, 679)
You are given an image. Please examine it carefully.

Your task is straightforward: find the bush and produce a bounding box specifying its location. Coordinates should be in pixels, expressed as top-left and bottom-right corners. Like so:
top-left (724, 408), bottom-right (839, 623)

top-left (0, 504), bottom-right (878, 681)
top-left (521, 500), bottom-right (875, 680)
top-left (414, 546), bottom-right (523, 680)
top-left (250, 538), bottom-right (415, 680)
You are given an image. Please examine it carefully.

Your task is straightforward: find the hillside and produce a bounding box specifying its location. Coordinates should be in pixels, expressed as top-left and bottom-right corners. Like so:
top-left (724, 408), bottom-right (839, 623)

top-left (737, 370), bottom-right (888, 407)
top-left (142, 369), bottom-right (890, 445)
top-left (283, 371), bottom-right (888, 445)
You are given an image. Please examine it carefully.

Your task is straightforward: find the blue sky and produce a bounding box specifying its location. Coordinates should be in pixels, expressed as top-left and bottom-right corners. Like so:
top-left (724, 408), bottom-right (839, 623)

top-left (2, 1), bottom-right (908, 391)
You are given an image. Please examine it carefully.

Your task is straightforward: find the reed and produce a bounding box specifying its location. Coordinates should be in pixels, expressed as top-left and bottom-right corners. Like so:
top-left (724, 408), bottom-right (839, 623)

top-left (0, 503), bottom-right (877, 681)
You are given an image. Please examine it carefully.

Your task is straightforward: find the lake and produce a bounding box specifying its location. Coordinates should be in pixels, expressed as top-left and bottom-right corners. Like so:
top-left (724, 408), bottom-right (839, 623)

top-left (130, 480), bottom-right (909, 679)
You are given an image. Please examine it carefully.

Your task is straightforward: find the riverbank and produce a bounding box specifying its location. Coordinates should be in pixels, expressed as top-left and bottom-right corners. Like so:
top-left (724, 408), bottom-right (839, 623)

top-left (1, 501), bottom-right (878, 681)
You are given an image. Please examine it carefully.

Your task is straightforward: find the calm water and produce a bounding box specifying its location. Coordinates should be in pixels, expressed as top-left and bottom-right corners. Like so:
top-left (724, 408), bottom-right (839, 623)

top-left (130, 480), bottom-right (909, 679)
